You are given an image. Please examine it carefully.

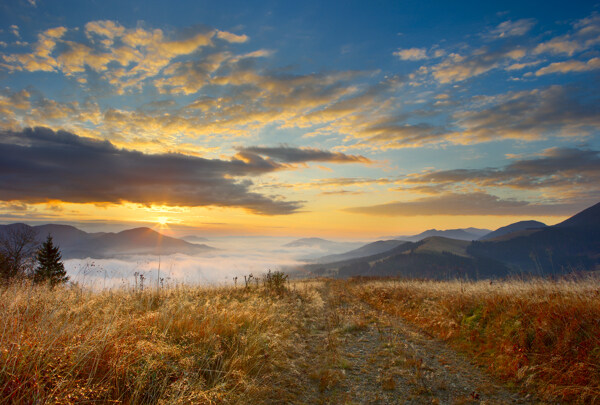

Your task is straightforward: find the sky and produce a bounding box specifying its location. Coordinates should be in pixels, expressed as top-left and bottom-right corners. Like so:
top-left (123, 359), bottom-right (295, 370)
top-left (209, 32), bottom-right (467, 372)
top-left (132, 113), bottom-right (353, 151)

top-left (0, 0), bottom-right (599, 239)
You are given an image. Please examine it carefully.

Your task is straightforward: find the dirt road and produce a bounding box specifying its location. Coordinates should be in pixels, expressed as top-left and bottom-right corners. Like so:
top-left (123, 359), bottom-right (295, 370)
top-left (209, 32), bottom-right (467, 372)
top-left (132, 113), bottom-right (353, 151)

top-left (293, 280), bottom-right (537, 404)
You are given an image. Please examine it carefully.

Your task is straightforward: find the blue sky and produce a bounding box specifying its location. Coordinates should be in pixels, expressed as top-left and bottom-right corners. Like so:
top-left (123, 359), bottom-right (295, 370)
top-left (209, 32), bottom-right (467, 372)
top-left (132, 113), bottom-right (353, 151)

top-left (0, 0), bottom-right (599, 236)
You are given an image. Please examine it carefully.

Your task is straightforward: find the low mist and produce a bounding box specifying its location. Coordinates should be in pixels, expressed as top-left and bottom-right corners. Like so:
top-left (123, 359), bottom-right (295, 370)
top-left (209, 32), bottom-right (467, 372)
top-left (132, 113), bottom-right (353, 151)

top-left (63, 236), bottom-right (349, 289)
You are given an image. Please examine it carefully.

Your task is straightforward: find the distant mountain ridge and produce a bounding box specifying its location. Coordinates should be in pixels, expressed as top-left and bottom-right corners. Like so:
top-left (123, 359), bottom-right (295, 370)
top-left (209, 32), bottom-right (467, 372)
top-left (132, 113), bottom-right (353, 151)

top-left (0, 223), bottom-right (215, 259)
top-left (555, 202), bottom-right (600, 229)
top-left (283, 237), bottom-right (365, 260)
top-left (299, 202), bottom-right (600, 279)
top-left (468, 202), bottom-right (600, 273)
top-left (302, 236), bottom-right (508, 279)
top-left (181, 235), bottom-right (210, 243)
top-left (284, 237), bottom-right (334, 248)
top-left (479, 221), bottom-right (547, 241)
top-left (314, 240), bottom-right (407, 263)
top-left (395, 228), bottom-right (491, 242)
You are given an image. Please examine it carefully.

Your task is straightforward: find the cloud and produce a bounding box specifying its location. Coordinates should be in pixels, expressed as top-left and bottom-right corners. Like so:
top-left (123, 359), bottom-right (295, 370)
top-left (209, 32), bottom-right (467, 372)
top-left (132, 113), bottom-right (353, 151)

top-left (535, 57), bottom-right (600, 75)
top-left (10, 25), bottom-right (20, 38)
top-left (85, 20), bottom-right (125, 39)
top-left (3, 15), bottom-right (599, 157)
top-left (397, 147), bottom-right (600, 205)
top-left (431, 46), bottom-right (526, 83)
top-left (505, 60), bottom-right (544, 71)
top-left (394, 48), bottom-right (428, 61)
top-left (311, 177), bottom-right (396, 187)
top-left (2, 26), bottom-right (67, 72)
top-left (453, 86), bottom-right (600, 142)
top-left (236, 146), bottom-right (372, 164)
top-left (155, 52), bottom-right (231, 94)
top-left (1, 21), bottom-right (251, 93)
top-left (340, 147), bottom-right (600, 218)
top-left (0, 69), bottom-right (374, 153)
top-left (0, 20), bottom-right (394, 150)
top-left (409, 13), bottom-right (599, 84)
top-left (489, 19), bottom-right (536, 38)
top-left (345, 192), bottom-right (581, 216)
top-left (300, 84), bottom-right (598, 151)
top-left (0, 89), bottom-right (31, 129)
top-left (406, 147), bottom-right (599, 186)
top-left (0, 127), bottom-right (302, 215)
top-left (216, 30), bottom-right (249, 43)
top-left (533, 38), bottom-right (583, 56)
top-left (534, 13), bottom-right (600, 56)
top-left (319, 190), bottom-right (364, 196)
top-left (358, 121), bottom-right (452, 148)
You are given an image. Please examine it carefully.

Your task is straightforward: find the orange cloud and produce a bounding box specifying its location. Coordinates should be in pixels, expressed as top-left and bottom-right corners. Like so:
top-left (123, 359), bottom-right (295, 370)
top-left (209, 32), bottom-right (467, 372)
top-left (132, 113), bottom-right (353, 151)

top-left (535, 57), bottom-right (600, 75)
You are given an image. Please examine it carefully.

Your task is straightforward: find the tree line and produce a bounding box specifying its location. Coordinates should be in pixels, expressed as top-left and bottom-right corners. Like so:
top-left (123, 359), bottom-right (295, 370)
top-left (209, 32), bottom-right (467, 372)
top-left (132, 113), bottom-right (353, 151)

top-left (0, 224), bottom-right (68, 286)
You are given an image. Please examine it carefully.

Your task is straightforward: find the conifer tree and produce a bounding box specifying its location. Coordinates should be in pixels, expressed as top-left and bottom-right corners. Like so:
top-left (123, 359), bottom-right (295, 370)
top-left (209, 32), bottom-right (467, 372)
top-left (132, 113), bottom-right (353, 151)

top-left (34, 235), bottom-right (68, 286)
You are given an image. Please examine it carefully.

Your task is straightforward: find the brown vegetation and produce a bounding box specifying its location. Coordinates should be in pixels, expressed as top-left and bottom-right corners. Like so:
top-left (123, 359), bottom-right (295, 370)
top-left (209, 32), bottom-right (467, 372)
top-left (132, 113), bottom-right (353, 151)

top-left (352, 277), bottom-right (600, 403)
top-left (1, 276), bottom-right (599, 403)
top-left (0, 280), bottom-right (312, 404)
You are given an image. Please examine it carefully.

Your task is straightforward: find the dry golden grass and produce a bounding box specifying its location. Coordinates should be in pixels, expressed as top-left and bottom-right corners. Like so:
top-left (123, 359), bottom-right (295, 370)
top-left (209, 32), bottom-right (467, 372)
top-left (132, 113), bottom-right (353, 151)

top-left (0, 281), bottom-right (318, 404)
top-left (3, 276), bottom-right (599, 403)
top-left (350, 277), bottom-right (600, 403)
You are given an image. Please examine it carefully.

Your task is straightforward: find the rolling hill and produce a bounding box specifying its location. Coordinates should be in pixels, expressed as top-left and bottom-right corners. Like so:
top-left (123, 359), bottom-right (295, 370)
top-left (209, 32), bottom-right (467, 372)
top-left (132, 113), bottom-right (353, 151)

top-left (301, 236), bottom-right (508, 279)
top-left (0, 224), bottom-right (215, 259)
top-left (283, 237), bottom-right (335, 248)
top-left (479, 221), bottom-right (547, 240)
top-left (314, 240), bottom-right (407, 263)
top-left (394, 228), bottom-right (491, 242)
top-left (468, 202), bottom-right (600, 274)
top-left (283, 237), bottom-right (365, 260)
top-left (300, 202), bottom-right (600, 279)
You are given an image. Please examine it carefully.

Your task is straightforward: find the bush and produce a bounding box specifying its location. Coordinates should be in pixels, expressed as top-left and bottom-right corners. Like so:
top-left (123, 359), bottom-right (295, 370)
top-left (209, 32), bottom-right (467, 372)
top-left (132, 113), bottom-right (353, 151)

top-left (263, 270), bottom-right (288, 295)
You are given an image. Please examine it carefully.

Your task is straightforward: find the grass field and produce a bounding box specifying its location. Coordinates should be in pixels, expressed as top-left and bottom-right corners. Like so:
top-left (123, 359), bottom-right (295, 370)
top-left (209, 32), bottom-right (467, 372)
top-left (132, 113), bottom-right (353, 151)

top-left (1, 276), bottom-right (599, 403)
top-left (352, 277), bottom-right (600, 403)
top-left (0, 279), bottom-right (321, 404)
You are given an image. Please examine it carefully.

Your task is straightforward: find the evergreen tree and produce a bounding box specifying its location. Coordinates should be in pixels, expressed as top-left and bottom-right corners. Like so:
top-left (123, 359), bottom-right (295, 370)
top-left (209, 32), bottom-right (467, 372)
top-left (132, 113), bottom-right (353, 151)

top-left (34, 235), bottom-right (69, 286)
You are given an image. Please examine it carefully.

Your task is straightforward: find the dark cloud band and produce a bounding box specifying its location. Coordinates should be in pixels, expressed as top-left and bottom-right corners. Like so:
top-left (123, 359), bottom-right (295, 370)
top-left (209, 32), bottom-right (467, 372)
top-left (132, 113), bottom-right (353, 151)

top-left (345, 192), bottom-right (583, 217)
top-left (0, 127), bottom-right (301, 215)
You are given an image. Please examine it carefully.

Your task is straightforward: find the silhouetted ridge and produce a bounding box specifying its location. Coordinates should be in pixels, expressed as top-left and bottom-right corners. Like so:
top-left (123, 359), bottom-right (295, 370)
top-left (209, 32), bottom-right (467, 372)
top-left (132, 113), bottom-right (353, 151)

top-left (479, 220), bottom-right (547, 241)
top-left (0, 223), bottom-right (215, 259)
top-left (554, 202), bottom-right (600, 229)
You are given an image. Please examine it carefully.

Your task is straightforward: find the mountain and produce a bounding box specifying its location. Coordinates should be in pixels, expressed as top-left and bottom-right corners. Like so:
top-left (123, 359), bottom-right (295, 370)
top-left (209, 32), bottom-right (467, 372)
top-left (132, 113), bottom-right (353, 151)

top-left (412, 236), bottom-right (470, 257)
top-left (181, 235), bottom-right (210, 243)
top-left (283, 238), bottom-right (364, 260)
top-left (468, 202), bottom-right (600, 273)
top-left (395, 228), bottom-right (491, 242)
top-left (0, 224), bottom-right (215, 259)
top-left (299, 202), bottom-right (600, 279)
top-left (463, 228), bottom-right (494, 237)
top-left (479, 221), bottom-right (547, 241)
top-left (301, 236), bottom-right (508, 280)
top-left (555, 202), bottom-right (600, 229)
top-left (315, 240), bottom-right (407, 263)
top-left (284, 237), bottom-right (336, 248)
top-left (88, 228), bottom-right (215, 257)
top-left (34, 224), bottom-right (91, 244)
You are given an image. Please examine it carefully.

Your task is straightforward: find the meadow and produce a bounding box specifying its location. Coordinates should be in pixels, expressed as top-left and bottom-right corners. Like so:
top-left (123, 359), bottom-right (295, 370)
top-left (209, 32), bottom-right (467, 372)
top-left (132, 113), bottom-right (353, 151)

top-left (353, 277), bottom-right (600, 403)
top-left (1, 276), bottom-right (599, 403)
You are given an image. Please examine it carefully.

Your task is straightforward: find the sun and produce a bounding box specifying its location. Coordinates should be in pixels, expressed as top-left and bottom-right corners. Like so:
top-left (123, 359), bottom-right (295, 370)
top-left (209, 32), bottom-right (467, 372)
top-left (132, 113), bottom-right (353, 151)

top-left (156, 216), bottom-right (170, 227)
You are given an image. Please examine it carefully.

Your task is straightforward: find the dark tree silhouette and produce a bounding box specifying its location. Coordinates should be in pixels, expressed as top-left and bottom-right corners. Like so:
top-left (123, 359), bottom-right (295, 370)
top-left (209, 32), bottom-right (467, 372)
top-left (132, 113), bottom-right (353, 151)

top-left (34, 235), bottom-right (69, 286)
top-left (0, 224), bottom-right (39, 280)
